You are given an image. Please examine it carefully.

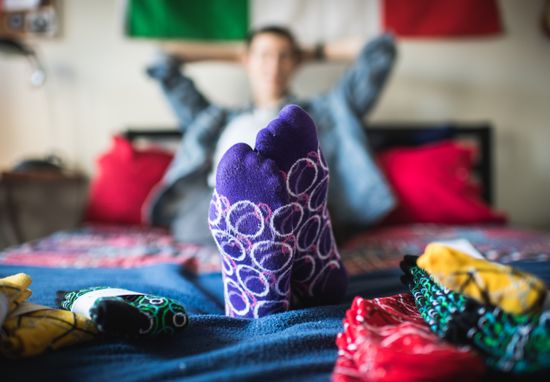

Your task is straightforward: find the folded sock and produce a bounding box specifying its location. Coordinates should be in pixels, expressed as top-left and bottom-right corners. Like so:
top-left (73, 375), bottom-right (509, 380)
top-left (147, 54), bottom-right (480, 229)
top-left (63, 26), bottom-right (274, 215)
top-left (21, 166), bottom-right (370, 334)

top-left (333, 293), bottom-right (485, 382)
top-left (402, 256), bottom-right (550, 374)
top-left (0, 273), bottom-right (97, 358)
top-left (417, 243), bottom-right (547, 315)
top-left (400, 255), bottom-right (469, 339)
top-left (56, 287), bottom-right (188, 338)
top-left (1, 302), bottom-right (98, 358)
top-left (0, 273), bottom-right (32, 326)
top-left (255, 105), bottom-right (347, 305)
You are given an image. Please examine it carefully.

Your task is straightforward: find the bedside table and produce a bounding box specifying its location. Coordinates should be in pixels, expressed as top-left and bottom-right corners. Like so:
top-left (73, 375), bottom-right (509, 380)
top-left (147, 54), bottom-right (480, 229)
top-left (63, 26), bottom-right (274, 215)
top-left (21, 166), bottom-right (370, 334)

top-left (0, 171), bottom-right (89, 248)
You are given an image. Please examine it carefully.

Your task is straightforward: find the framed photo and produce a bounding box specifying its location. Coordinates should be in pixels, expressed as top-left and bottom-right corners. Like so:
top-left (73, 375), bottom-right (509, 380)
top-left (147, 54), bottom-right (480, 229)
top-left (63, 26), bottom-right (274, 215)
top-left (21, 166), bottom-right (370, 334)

top-left (0, 0), bottom-right (59, 38)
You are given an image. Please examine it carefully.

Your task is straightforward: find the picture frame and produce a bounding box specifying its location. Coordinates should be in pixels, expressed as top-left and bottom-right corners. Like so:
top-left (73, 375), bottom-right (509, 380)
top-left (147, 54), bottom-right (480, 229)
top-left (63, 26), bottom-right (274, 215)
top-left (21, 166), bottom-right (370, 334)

top-left (0, 0), bottom-right (59, 38)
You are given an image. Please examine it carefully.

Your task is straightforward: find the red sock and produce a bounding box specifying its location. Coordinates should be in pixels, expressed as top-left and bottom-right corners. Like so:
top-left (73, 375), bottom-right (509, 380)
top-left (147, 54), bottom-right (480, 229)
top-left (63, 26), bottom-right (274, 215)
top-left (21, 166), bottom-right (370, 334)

top-left (333, 294), bottom-right (486, 382)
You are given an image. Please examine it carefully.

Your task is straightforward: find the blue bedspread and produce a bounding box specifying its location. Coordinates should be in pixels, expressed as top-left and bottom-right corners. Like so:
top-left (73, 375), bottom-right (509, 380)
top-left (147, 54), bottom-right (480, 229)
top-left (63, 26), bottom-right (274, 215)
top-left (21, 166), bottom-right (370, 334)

top-left (0, 263), bottom-right (406, 382)
top-left (3, 261), bottom-right (549, 381)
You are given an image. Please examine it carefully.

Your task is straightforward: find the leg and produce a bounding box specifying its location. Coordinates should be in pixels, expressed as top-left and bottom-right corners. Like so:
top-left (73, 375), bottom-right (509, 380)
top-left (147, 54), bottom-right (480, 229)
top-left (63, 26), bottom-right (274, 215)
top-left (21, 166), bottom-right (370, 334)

top-left (256, 105), bottom-right (348, 306)
top-left (209, 143), bottom-right (294, 318)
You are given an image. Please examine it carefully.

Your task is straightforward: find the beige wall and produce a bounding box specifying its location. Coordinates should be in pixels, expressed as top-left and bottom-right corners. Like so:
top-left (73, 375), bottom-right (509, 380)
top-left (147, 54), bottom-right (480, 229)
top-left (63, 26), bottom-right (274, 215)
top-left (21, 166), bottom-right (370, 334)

top-left (1, 0), bottom-right (549, 230)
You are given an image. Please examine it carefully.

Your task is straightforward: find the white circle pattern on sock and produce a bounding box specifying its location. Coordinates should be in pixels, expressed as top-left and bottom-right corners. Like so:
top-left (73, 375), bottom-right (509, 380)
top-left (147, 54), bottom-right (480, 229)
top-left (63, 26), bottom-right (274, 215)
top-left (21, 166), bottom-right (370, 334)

top-left (224, 278), bottom-right (250, 316)
top-left (211, 229), bottom-right (246, 262)
top-left (251, 241), bottom-right (293, 272)
top-left (236, 264), bottom-right (270, 298)
top-left (308, 176), bottom-right (329, 212)
top-left (226, 200), bottom-right (265, 238)
top-left (270, 203), bottom-right (304, 237)
top-left (297, 215), bottom-right (321, 251)
top-left (208, 191), bottom-right (223, 226)
top-left (287, 158), bottom-right (318, 197)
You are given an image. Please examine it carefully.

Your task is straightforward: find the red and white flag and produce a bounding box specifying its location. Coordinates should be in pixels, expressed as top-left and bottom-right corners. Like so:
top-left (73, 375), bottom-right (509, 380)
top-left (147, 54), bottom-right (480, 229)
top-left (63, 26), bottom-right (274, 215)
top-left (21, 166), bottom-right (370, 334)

top-left (251, 0), bottom-right (503, 43)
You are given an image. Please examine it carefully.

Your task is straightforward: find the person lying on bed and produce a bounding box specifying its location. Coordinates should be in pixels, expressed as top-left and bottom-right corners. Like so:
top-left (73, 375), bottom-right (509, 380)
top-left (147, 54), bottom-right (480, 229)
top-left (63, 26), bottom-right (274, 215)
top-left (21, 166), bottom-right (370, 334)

top-left (145, 26), bottom-right (397, 246)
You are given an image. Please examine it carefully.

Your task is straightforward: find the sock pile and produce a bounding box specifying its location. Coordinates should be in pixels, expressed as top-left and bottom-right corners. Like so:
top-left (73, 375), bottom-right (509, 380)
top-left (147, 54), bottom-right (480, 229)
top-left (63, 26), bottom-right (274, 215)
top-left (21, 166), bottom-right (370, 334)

top-left (401, 255), bottom-right (550, 374)
top-left (56, 286), bottom-right (188, 338)
top-left (209, 105), bottom-right (347, 318)
top-left (0, 273), bottom-right (98, 358)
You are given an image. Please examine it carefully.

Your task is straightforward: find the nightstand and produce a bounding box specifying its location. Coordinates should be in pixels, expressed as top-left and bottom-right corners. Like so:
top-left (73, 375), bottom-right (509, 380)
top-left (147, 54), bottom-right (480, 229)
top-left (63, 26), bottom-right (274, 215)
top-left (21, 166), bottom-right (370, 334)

top-left (0, 171), bottom-right (89, 248)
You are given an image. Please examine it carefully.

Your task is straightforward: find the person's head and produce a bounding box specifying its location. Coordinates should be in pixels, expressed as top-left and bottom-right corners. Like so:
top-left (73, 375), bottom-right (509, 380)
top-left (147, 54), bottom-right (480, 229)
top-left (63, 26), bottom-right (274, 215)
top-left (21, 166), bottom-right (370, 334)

top-left (243, 26), bottom-right (301, 106)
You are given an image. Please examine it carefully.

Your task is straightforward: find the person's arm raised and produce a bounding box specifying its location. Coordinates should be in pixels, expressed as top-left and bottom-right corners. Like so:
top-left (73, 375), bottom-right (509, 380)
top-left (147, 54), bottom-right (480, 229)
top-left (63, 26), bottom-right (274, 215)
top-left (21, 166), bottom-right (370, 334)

top-left (301, 38), bottom-right (364, 63)
top-left (146, 42), bottom-right (243, 131)
top-left (160, 38), bottom-right (362, 63)
top-left (331, 34), bottom-right (397, 117)
top-left (159, 41), bottom-right (245, 63)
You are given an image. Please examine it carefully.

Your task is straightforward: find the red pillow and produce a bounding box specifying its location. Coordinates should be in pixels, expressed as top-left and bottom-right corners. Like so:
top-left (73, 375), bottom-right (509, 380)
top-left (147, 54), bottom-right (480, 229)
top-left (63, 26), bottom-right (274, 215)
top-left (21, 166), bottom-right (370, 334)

top-left (85, 136), bottom-right (173, 225)
top-left (378, 140), bottom-right (506, 225)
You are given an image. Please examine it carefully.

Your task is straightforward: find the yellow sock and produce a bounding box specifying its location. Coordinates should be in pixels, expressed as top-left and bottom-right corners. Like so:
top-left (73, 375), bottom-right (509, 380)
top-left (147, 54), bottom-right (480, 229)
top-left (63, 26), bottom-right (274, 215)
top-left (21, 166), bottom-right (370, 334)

top-left (1, 302), bottom-right (98, 358)
top-left (0, 273), bottom-right (33, 315)
top-left (1, 273), bottom-right (98, 358)
top-left (417, 243), bottom-right (547, 315)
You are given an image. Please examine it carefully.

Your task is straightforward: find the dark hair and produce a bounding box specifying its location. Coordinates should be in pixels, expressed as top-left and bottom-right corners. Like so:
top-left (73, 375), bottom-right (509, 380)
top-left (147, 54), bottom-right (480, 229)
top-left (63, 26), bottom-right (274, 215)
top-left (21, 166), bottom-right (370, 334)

top-left (245, 25), bottom-right (302, 61)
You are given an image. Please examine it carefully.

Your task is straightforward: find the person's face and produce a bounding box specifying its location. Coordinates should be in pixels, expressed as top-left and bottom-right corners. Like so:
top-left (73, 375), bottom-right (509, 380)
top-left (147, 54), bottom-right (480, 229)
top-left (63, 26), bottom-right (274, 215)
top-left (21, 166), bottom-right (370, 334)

top-left (244, 33), bottom-right (299, 101)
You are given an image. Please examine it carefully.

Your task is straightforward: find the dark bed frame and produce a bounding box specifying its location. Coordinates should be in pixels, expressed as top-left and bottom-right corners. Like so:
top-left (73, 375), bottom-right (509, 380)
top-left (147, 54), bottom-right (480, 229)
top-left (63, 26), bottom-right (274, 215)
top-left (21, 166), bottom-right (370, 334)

top-left (124, 122), bottom-right (493, 206)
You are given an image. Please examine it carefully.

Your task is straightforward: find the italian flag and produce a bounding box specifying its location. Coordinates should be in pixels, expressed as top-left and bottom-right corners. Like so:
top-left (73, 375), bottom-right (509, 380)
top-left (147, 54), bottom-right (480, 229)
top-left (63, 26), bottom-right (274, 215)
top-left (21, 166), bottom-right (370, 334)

top-left (126, 0), bottom-right (502, 43)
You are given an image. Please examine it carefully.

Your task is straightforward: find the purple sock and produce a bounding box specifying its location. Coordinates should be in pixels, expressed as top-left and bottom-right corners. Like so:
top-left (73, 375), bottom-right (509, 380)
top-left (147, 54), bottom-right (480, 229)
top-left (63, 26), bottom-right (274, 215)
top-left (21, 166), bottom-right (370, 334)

top-left (209, 143), bottom-right (295, 318)
top-left (255, 105), bottom-right (348, 306)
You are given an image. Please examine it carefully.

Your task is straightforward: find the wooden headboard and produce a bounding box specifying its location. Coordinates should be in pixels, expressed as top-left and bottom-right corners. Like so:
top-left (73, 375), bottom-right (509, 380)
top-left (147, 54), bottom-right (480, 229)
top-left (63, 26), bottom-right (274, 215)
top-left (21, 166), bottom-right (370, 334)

top-left (124, 122), bottom-right (493, 206)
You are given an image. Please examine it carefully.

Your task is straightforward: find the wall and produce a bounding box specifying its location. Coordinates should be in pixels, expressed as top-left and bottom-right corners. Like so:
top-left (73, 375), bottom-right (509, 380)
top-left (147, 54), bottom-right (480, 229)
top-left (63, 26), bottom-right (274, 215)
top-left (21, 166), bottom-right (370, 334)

top-left (0, 0), bottom-right (549, 230)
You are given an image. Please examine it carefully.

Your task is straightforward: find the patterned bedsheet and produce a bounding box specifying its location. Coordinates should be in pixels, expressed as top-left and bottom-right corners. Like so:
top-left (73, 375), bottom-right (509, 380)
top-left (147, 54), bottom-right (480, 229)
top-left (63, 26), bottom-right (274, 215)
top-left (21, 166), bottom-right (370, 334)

top-left (342, 224), bottom-right (550, 275)
top-left (0, 225), bottom-right (220, 272)
top-left (1, 224), bottom-right (549, 276)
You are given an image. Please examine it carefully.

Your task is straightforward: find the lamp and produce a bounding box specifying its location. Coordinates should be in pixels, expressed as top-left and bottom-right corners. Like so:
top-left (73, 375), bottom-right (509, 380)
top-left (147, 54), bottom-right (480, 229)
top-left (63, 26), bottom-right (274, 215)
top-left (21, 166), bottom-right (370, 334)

top-left (0, 36), bottom-right (46, 87)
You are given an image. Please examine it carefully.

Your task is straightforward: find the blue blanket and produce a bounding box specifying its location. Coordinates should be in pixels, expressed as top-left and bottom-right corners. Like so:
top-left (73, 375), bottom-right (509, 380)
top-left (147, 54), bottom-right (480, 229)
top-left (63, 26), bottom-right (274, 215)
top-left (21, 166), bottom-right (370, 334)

top-left (3, 261), bottom-right (548, 381)
top-left (0, 263), bottom-right (405, 382)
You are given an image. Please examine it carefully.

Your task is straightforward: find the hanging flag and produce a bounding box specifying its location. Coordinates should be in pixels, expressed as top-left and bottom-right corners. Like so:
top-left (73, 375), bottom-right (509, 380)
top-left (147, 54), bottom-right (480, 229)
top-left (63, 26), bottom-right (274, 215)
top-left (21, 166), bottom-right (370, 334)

top-left (383, 0), bottom-right (502, 37)
top-left (126, 0), bottom-right (502, 43)
top-left (126, 0), bottom-right (249, 41)
top-left (249, 0), bottom-right (381, 44)
top-left (126, 0), bottom-right (381, 44)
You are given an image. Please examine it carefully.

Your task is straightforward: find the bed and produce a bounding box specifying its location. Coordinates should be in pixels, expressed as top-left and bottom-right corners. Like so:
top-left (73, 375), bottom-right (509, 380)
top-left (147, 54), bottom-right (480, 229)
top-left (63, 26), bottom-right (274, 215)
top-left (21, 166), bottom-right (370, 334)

top-left (1, 123), bottom-right (549, 381)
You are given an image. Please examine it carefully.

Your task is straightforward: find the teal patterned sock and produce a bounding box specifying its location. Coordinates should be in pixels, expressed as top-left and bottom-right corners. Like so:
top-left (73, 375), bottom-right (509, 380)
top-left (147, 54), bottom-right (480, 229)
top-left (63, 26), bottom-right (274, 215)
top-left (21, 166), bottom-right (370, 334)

top-left (400, 255), bottom-right (468, 337)
top-left (56, 287), bottom-right (188, 338)
top-left (401, 256), bottom-right (550, 374)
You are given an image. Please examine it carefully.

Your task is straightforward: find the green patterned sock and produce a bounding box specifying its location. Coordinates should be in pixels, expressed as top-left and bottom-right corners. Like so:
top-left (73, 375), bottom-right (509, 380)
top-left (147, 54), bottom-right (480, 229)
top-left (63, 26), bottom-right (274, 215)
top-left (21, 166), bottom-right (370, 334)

top-left (56, 287), bottom-right (188, 339)
top-left (401, 256), bottom-right (550, 374)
